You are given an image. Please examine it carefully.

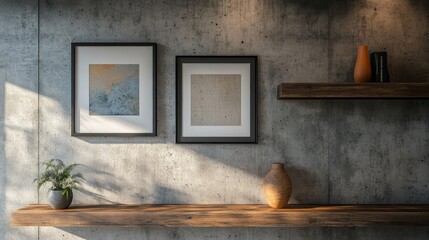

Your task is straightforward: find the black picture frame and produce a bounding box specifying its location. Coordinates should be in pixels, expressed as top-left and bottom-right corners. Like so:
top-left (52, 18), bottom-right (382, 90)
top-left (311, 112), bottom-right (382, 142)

top-left (176, 56), bottom-right (257, 143)
top-left (71, 42), bottom-right (157, 136)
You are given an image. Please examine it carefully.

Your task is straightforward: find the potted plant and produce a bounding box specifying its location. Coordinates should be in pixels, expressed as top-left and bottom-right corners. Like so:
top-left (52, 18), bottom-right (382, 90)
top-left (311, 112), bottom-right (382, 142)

top-left (35, 159), bottom-right (84, 209)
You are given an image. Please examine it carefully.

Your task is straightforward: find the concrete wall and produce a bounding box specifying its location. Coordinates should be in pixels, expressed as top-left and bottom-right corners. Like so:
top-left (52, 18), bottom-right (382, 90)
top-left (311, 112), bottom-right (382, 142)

top-left (1, 0), bottom-right (428, 239)
top-left (1, 0), bottom-right (39, 239)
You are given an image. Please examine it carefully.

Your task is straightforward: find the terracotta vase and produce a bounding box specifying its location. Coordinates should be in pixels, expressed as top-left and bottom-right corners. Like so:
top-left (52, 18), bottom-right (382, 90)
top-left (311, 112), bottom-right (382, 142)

top-left (262, 163), bottom-right (292, 209)
top-left (354, 45), bottom-right (372, 83)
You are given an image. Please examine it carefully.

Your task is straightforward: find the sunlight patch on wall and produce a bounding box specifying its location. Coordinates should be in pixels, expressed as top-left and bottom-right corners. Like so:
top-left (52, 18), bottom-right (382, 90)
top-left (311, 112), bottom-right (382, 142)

top-left (3, 81), bottom-right (38, 238)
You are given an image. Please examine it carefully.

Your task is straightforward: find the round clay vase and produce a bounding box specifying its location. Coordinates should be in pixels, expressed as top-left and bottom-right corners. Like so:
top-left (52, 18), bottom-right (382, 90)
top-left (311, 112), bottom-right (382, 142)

top-left (262, 163), bottom-right (292, 209)
top-left (354, 45), bottom-right (372, 83)
top-left (48, 190), bottom-right (73, 209)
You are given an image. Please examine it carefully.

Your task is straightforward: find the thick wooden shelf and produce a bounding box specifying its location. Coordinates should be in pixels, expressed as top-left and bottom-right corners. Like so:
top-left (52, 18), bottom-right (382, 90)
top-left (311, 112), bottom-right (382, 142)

top-left (277, 83), bottom-right (429, 99)
top-left (11, 204), bottom-right (429, 227)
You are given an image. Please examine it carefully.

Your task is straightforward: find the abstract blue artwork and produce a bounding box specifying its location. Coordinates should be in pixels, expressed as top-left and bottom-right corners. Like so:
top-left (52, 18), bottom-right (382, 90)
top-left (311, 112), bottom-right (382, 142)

top-left (89, 64), bottom-right (140, 115)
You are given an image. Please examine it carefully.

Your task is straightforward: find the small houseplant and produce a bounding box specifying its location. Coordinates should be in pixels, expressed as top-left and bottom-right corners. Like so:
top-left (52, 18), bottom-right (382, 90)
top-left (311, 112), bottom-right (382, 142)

top-left (35, 159), bottom-right (84, 209)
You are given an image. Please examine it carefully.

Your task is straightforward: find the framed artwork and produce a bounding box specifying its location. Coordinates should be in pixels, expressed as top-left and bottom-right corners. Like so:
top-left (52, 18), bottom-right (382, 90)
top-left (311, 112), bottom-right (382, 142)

top-left (71, 43), bottom-right (157, 136)
top-left (176, 56), bottom-right (257, 143)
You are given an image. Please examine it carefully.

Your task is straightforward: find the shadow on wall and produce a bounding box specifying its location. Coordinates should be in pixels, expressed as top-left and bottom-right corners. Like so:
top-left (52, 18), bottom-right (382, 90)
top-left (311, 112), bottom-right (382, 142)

top-left (76, 136), bottom-right (168, 145)
top-left (82, 157), bottom-right (248, 205)
top-left (54, 227), bottom-right (338, 240)
top-left (56, 225), bottom-right (429, 239)
top-left (287, 166), bottom-right (323, 204)
top-left (56, 226), bottom-right (331, 240)
top-left (59, 153), bottom-right (174, 206)
top-left (328, 0), bottom-right (429, 17)
top-left (139, 185), bottom-right (192, 204)
top-left (281, 0), bottom-right (329, 11)
top-left (78, 163), bottom-right (192, 204)
top-left (77, 166), bottom-right (124, 204)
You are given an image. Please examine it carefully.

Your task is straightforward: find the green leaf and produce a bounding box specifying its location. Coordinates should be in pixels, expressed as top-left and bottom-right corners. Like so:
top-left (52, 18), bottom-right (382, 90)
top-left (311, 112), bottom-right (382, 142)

top-left (35, 159), bottom-right (84, 194)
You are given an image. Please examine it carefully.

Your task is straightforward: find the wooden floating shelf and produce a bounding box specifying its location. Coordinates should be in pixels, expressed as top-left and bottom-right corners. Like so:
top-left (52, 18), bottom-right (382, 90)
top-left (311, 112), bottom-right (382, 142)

top-left (277, 83), bottom-right (429, 99)
top-left (11, 204), bottom-right (429, 227)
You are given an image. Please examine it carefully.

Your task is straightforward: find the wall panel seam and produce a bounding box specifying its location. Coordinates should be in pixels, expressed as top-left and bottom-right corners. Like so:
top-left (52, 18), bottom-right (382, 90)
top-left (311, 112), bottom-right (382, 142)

top-left (37, 0), bottom-right (40, 239)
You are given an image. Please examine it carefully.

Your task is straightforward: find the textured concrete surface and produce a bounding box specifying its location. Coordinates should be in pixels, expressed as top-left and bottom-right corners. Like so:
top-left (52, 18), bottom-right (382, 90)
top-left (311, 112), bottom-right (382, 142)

top-left (0, 0), bottom-right (39, 240)
top-left (1, 0), bottom-right (428, 239)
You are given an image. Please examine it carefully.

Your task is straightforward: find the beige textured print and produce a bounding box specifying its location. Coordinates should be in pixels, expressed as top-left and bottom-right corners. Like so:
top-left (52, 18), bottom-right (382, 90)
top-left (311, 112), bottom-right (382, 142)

top-left (191, 74), bottom-right (241, 126)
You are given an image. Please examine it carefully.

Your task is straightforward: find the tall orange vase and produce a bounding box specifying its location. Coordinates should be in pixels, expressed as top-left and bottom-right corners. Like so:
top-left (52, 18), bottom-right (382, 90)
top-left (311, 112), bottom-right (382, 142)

top-left (354, 45), bottom-right (372, 83)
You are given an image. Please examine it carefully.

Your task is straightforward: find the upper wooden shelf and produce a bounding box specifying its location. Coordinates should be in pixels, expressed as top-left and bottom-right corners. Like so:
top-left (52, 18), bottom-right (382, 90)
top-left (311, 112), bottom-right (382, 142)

top-left (277, 83), bottom-right (429, 99)
top-left (11, 204), bottom-right (429, 227)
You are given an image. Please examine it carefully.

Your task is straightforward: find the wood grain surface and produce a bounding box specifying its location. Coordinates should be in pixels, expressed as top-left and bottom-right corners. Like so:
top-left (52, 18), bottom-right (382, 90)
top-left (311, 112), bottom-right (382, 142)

top-left (10, 204), bottom-right (429, 227)
top-left (277, 83), bottom-right (429, 99)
